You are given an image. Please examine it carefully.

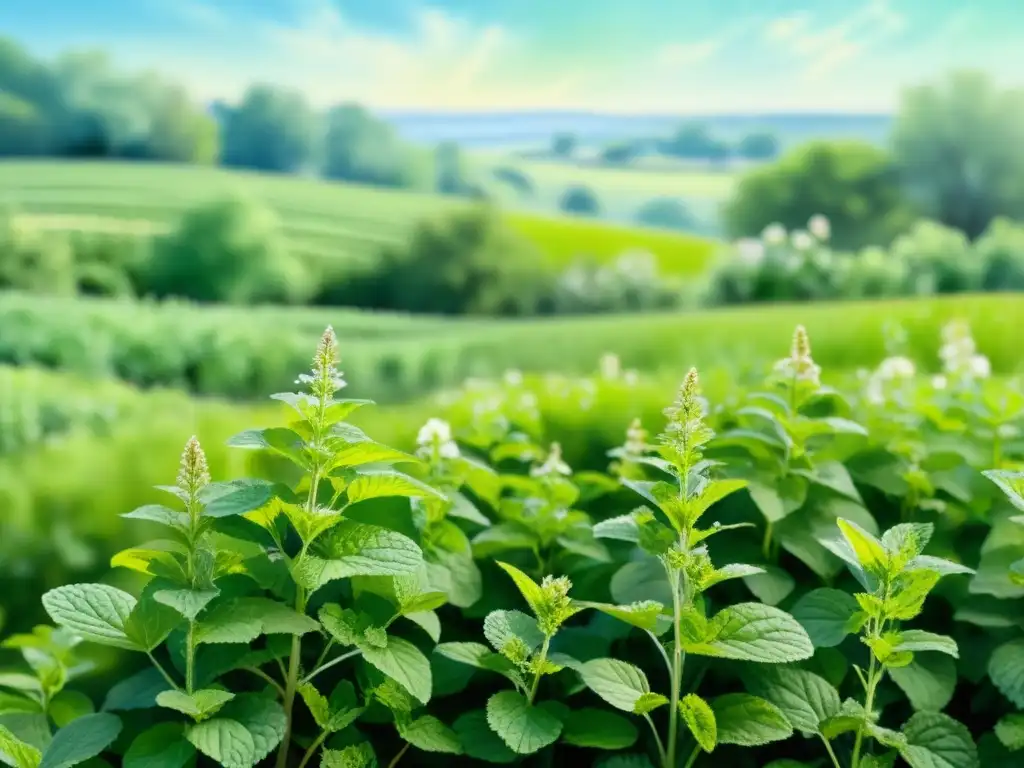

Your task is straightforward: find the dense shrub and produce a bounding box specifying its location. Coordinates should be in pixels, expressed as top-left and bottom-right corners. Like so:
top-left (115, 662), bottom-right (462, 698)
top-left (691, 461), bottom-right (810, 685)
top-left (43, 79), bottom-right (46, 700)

top-left (634, 197), bottom-right (695, 231)
top-left (975, 216), bottom-right (1024, 291)
top-left (142, 195), bottom-right (313, 305)
top-left (0, 213), bottom-right (76, 294)
top-left (890, 220), bottom-right (980, 295)
top-left (553, 250), bottom-right (686, 313)
top-left (560, 185), bottom-right (600, 216)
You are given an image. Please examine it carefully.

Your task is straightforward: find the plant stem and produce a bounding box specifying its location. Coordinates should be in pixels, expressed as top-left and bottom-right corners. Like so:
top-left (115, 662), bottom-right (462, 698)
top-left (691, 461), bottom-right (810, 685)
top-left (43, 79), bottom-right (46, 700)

top-left (527, 635), bottom-right (552, 704)
top-left (762, 521), bottom-right (774, 562)
top-left (300, 649), bottom-right (362, 686)
top-left (682, 743), bottom-right (701, 768)
top-left (643, 714), bottom-right (667, 766)
top-left (297, 730), bottom-right (328, 768)
top-left (665, 570), bottom-right (685, 768)
top-left (645, 630), bottom-right (673, 679)
top-left (147, 652), bottom-right (180, 690)
top-left (245, 667), bottom-right (286, 697)
top-left (387, 743), bottom-right (410, 768)
top-left (185, 621), bottom-right (196, 694)
top-left (275, 586), bottom-right (307, 768)
top-left (851, 652), bottom-right (879, 766)
top-left (821, 735), bottom-right (842, 768)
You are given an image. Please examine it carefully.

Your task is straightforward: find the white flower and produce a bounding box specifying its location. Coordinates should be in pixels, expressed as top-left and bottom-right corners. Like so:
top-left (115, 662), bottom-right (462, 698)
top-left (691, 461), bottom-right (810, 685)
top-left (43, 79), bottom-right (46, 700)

top-left (600, 353), bottom-right (621, 380)
top-left (417, 418), bottom-right (452, 446)
top-left (438, 440), bottom-right (460, 459)
top-left (877, 356), bottom-right (916, 381)
top-left (969, 354), bottom-right (991, 379)
top-left (791, 230), bottom-right (814, 251)
top-left (865, 377), bottom-right (885, 405)
top-left (623, 370), bottom-right (639, 386)
top-left (503, 369), bottom-right (523, 386)
top-left (808, 214), bottom-right (831, 241)
top-left (531, 443), bottom-right (571, 477)
top-left (932, 375), bottom-right (948, 390)
top-left (762, 223), bottom-right (787, 245)
top-left (736, 238), bottom-right (765, 266)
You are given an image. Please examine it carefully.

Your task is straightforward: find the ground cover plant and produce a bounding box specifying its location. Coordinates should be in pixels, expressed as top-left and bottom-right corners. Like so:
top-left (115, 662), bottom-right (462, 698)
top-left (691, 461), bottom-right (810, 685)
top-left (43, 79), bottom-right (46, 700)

top-left (1, 317), bottom-right (1023, 767)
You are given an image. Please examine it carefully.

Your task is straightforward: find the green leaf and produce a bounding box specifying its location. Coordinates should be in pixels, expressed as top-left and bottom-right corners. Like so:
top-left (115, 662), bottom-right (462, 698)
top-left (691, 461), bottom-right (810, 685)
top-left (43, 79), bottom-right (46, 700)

top-left (320, 744), bottom-right (376, 768)
top-left (297, 682), bottom-right (362, 733)
top-left (798, 462), bottom-right (862, 503)
top-left (404, 611), bottom-right (441, 643)
top-left (123, 723), bottom-right (196, 768)
top-left (995, 714), bottom-right (1024, 752)
top-left (156, 689), bottom-right (234, 721)
top-left (890, 655), bottom-right (958, 712)
top-left (836, 518), bottom-right (888, 575)
top-left (900, 712), bottom-right (979, 768)
top-left (790, 589), bottom-right (859, 648)
top-left (561, 709), bottom-right (638, 750)
top-left (41, 585), bottom-right (137, 651)
top-left (360, 637), bottom-right (432, 705)
top-left (679, 694), bottom-right (717, 752)
top-left (121, 505), bottom-right (189, 531)
top-left (984, 470), bottom-right (1024, 512)
top-left (483, 611), bottom-right (544, 654)
top-left (345, 470), bottom-right (442, 505)
top-left (202, 480), bottom-right (277, 519)
top-left (38, 713), bottom-right (121, 768)
top-left (741, 567), bottom-right (795, 606)
top-left (123, 595), bottom-right (184, 652)
top-left (744, 667), bottom-right (840, 735)
top-left (152, 587), bottom-right (220, 621)
top-left (485, 691), bottom-right (563, 755)
top-left (332, 442), bottom-right (416, 470)
top-left (494, 562), bottom-right (545, 616)
top-left (453, 710), bottom-right (516, 764)
top-left (576, 601), bottom-right (666, 633)
top-left (685, 603), bottom-right (814, 663)
top-left (711, 694), bottom-right (793, 747)
top-left (593, 514), bottom-right (641, 542)
top-left (295, 521), bottom-right (423, 593)
top-left (690, 478), bottom-right (748, 522)
top-left (101, 669), bottom-right (171, 712)
top-left (47, 692), bottom-right (94, 729)
top-left (893, 631), bottom-right (958, 658)
top-left (578, 659), bottom-right (667, 714)
top-left (0, 725), bottom-right (41, 768)
top-left (397, 715), bottom-right (462, 754)
top-left (989, 639), bottom-right (1024, 708)
top-left (186, 695), bottom-right (286, 768)
top-left (195, 598), bottom-right (319, 644)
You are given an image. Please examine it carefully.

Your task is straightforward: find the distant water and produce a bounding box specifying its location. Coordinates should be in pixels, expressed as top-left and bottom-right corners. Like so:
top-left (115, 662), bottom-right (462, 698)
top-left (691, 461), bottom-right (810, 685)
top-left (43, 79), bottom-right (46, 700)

top-left (378, 111), bottom-right (892, 150)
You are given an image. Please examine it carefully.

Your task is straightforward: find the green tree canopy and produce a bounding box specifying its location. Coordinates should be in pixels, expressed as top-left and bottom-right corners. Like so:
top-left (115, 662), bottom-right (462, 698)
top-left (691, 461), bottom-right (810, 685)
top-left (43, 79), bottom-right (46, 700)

top-left (221, 84), bottom-right (318, 173)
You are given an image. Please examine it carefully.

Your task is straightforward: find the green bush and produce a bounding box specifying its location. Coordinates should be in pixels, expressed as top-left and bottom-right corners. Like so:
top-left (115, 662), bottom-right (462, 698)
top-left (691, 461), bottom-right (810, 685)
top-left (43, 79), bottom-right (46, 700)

top-left (142, 195), bottom-right (313, 305)
top-left (976, 217), bottom-right (1024, 291)
top-left (890, 220), bottom-right (979, 295)
top-left (0, 213), bottom-right (76, 295)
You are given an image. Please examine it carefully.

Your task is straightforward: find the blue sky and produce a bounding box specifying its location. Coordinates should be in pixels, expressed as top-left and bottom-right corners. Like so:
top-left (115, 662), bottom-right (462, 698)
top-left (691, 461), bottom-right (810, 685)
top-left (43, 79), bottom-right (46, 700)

top-left (3, 0), bottom-right (1021, 112)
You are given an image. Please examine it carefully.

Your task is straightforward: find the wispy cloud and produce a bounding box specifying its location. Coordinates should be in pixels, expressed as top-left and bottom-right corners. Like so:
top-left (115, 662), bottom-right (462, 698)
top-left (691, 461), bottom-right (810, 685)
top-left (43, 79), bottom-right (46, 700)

top-left (656, 19), bottom-right (757, 69)
top-left (765, 0), bottom-right (907, 80)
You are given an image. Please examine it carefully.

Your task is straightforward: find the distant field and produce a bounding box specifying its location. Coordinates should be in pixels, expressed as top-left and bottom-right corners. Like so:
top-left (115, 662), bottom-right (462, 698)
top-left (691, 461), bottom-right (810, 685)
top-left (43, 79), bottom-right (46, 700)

top-left (0, 160), bottom-right (717, 275)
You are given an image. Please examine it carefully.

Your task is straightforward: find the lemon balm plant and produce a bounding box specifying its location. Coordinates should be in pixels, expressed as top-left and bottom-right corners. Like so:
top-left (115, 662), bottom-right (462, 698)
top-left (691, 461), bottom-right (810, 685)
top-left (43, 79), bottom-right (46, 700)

top-left (33, 328), bottom-right (460, 768)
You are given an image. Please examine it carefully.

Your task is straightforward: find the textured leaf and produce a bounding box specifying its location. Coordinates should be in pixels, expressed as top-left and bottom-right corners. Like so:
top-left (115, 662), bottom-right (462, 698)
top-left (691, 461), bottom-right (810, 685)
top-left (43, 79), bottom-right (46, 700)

top-left (297, 681), bottom-right (361, 733)
top-left (679, 694), bottom-right (716, 752)
top-left (156, 690), bottom-right (234, 721)
top-left (0, 725), bottom-right (41, 768)
top-left (494, 562), bottom-right (545, 616)
top-left (360, 637), bottom-right (432, 704)
top-left (836, 518), bottom-right (888, 575)
top-left (453, 710), bottom-right (516, 764)
top-left (741, 566), bottom-right (794, 606)
top-left (790, 589), bottom-right (859, 648)
top-left (561, 709), bottom-right (638, 750)
top-left (38, 713), bottom-right (121, 768)
top-left (42, 585), bottom-right (137, 651)
top-left (744, 667), bottom-right (840, 735)
top-left (195, 598), bottom-right (319, 644)
top-left (320, 743), bottom-right (376, 768)
top-left (483, 611), bottom-right (544, 653)
top-left (485, 691), bottom-right (562, 755)
top-left (711, 694), bottom-right (793, 747)
top-left (890, 655), bottom-right (958, 712)
top-left (152, 587), bottom-right (220, 621)
top-left (686, 603), bottom-right (813, 663)
top-left (121, 505), bottom-right (189, 531)
top-left (610, 558), bottom-right (672, 606)
top-left (123, 723), bottom-right (195, 768)
top-left (893, 631), bottom-right (958, 658)
top-left (404, 611), bottom-right (441, 643)
top-left (101, 668), bottom-right (171, 712)
top-left (398, 715), bottom-right (462, 754)
top-left (592, 514), bottom-right (641, 542)
top-left (202, 480), bottom-right (277, 519)
top-left (984, 470), bottom-right (1024, 512)
top-left (995, 714), bottom-right (1024, 752)
top-left (46, 692), bottom-right (93, 729)
top-left (123, 594), bottom-right (184, 652)
top-left (332, 442), bottom-right (416, 470)
top-left (346, 470), bottom-right (442, 505)
top-left (295, 521), bottom-right (422, 592)
top-left (989, 639), bottom-right (1024, 708)
top-left (186, 695), bottom-right (285, 768)
top-left (577, 601), bottom-right (666, 632)
top-left (900, 712), bottom-right (979, 768)
top-left (579, 659), bottom-right (666, 714)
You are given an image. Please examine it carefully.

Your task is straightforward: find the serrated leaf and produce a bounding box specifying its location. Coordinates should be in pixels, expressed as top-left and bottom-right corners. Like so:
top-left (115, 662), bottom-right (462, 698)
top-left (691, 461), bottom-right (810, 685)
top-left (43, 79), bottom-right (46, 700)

top-left (790, 589), bottom-right (859, 648)
top-left (711, 694), bottom-right (793, 746)
top-left (195, 598), bottom-right (319, 644)
top-left (49, 691), bottom-right (97, 727)
top-left (295, 521), bottom-right (422, 593)
top-left (837, 518), bottom-right (888, 575)
top-left (483, 611), bottom-right (544, 654)
top-left (893, 631), bottom-right (958, 658)
top-left (985, 470), bottom-right (1024, 512)
top-left (578, 659), bottom-right (666, 714)
top-left (186, 695), bottom-right (285, 768)
top-left (485, 691), bottom-right (562, 755)
top-left (156, 689), bottom-right (234, 721)
top-left (346, 470), bottom-right (442, 505)
top-left (42, 585), bottom-right (138, 651)
top-left (0, 725), bottom-right (41, 768)
top-left (593, 514), bottom-right (641, 542)
top-left (576, 601), bottom-right (666, 633)
top-left (123, 723), bottom-right (196, 768)
top-left (995, 714), bottom-right (1024, 752)
top-left (679, 694), bottom-right (717, 752)
top-left (361, 636), bottom-right (432, 704)
top-left (202, 480), bottom-right (277, 519)
top-left (332, 441), bottom-right (416, 470)
top-left (38, 713), bottom-right (121, 768)
top-left (121, 505), bottom-right (189, 531)
top-left (101, 668), bottom-right (170, 712)
top-left (744, 667), bottom-right (840, 735)
top-left (494, 562), bottom-right (545, 616)
top-left (900, 711), bottom-right (979, 768)
top-left (398, 715), bottom-right (462, 754)
top-left (989, 639), bottom-right (1024, 708)
top-left (561, 709), bottom-right (638, 750)
top-left (298, 681), bottom-right (361, 734)
top-left (453, 710), bottom-right (516, 764)
top-left (152, 587), bottom-right (220, 621)
top-left (890, 655), bottom-right (957, 712)
top-left (404, 611), bottom-right (441, 643)
top-left (685, 603), bottom-right (813, 663)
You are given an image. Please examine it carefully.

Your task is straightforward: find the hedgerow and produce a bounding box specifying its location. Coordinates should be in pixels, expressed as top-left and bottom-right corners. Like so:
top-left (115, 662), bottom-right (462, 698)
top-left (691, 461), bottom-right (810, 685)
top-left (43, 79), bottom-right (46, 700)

top-left (0, 318), bottom-right (1021, 767)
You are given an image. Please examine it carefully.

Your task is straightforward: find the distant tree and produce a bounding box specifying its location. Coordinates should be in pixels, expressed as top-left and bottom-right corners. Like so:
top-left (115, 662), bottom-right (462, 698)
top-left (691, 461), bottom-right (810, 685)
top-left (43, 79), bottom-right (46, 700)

top-left (560, 185), bottom-right (600, 217)
top-left (601, 142), bottom-right (638, 165)
top-left (435, 141), bottom-right (467, 194)
top-left (491, 166), bottom-right (534, 198)
top-left (892, 70), bottom-right (1024, 239)
top-left (322, 103), bottom-right (416, 188)
top-left (0, 38), bottom-right (67, 154)
top-left (737, 131), bottom-right (779, 161)
top-left (723, 140), bottom-right (914, 250)
top-left (221, 85), bottom-right (318, 173)
top-left (663, 122), bottom-right (729, 162)
top-left (552, 132), bottom-right (577, 158)
top-left (635, 198), bottom-right (695, 231)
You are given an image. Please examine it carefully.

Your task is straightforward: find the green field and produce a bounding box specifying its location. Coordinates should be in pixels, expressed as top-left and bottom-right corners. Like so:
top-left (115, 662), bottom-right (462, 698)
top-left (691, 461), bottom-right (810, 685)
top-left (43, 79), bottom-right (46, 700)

top-left (0, 160), bottom-right (717, 275)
